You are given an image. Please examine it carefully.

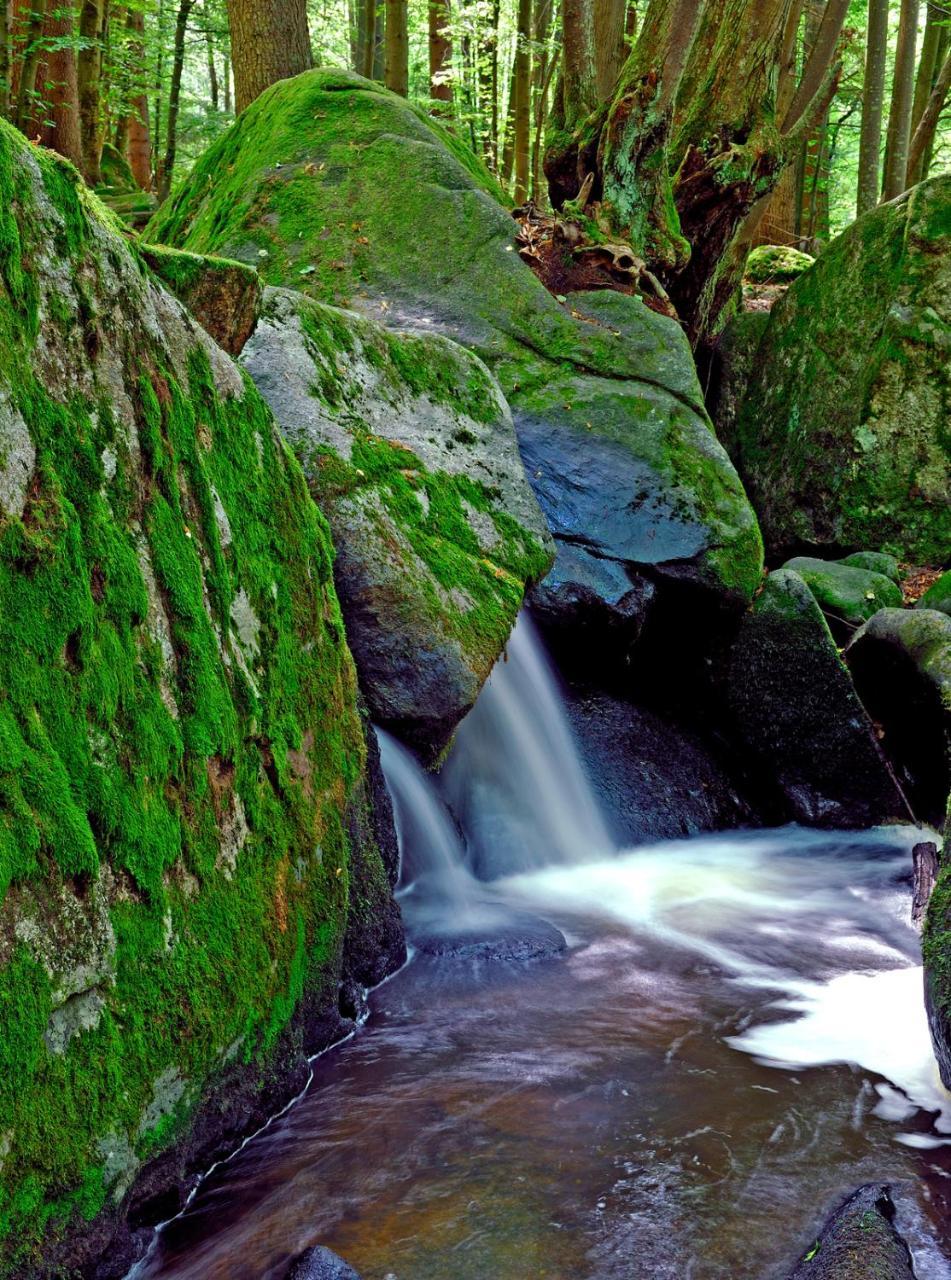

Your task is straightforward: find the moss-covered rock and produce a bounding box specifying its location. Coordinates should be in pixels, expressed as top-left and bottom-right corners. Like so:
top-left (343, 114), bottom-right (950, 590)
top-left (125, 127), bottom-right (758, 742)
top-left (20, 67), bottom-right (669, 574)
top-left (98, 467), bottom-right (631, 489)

top-left (0, 116), bottom-right (403, 1276)
top-left (847, 607), bottom-right (951, 825)
top-left (732, 175), bottom-right (951, 563)
top-left (96, 142), bottom-right (156, 230)
top-left (786, 1184), bottom-right (915, 1280)
top-left (140, 244), bottom-right (262, 355)
top-left (727, 570), bottom-right (907, 826)
top-left (710, 310), bottom-right (769, 458)
top-left (145, 68), bottom-right (764, 640)
top-left (241, 286), bottom-right (554, 758)
top-left (744, 244), bottom-right (815, 284)
top-left (917, 569), bottom-right (951, 616)
top-left (783, 555), bottom-right (903, 627)
top-left (840, 550), bottom-right (902, 583)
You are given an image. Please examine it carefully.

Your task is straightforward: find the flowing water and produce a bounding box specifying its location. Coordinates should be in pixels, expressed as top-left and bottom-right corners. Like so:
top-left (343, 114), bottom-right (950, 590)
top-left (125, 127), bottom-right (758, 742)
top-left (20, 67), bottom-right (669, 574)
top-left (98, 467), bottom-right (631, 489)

top-left (130, 615), bottom-right (951, 1280)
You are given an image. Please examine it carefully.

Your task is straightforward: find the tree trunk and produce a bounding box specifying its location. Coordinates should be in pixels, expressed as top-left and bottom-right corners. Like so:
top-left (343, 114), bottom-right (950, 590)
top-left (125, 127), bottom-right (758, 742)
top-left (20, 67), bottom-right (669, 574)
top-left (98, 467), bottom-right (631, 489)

top-left (513, 0), bottom-right (532, 201)
top-left (429, 0), bottom-right (451, 99)
top-left (500, 45), bottom-right (518, 183)
top-left (384, 0), bottom-right (408, 95)
top-left (38, 2), bottom-right (83, 165)
top-left (908, 0), bottom-right (951, 183)
top-left (907, 42), bottom-right (951, 181)
top-left (921, 17), bottom-right (949, 172)
top-left (205, 3), bottom-right (219, 109)
top-left (116, 4), bottom-right (150, 186)
top-left (593, 0), bottom-right (625, 99)
top-left (881, 0), bottom-right (920, 200)
top-left (531, 0), bottom-right (555, 196)
top-left (223, 53), bottom-right (231, 108)
top-left (228, 0), bottom-right (312, 114)
top-left (14, 0), bottom-right (48, 132)
top-left (77, 0), bottom-right (104, 181)
top-left (1, 0), bottom-right (11, 117)
top-left (857, 0), bottom-right (888, 214)
top-left (560, 0), bottom-right (597, 131)
top-left (157, 0), bottom-right (194, 198)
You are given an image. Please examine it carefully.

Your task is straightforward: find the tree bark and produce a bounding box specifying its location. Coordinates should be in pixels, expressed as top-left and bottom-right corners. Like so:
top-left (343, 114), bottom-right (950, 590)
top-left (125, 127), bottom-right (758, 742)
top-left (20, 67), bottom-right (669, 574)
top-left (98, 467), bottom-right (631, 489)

top-left (228, 0), bottom-right (312, 113)
top-left (908, 0), bottom-right (951, 183)
top-left (560, 0), bottom-right (597, 130)
top-left (857, 0), bottom-right (888, 214)
top-left (513, 0), bottom-right (532, 201)
top-left (881, 0), bottom-right (920, 199)
top-left (113, 5), bottom-right (150, 185)
top-left (77, 0), bottom-right (104, 181)
top-left (593, 0), bottom-right (625, 99)
top-left (38, 1), bottom-right (83, 165)
top-left (1, 0), bottom-right (11, 117)
top-left (384, 0), bottom-right (408, 95)
top-left (205, 3), bottom-right (219, 109)
top-left (157, 0), bottom-right (194, 199)
top-left (14, 0), bottom-right (47, 132)
top-left (907, 41), bottom-right (951, 181)
top-left (429, 0), bottom-right (451, 99)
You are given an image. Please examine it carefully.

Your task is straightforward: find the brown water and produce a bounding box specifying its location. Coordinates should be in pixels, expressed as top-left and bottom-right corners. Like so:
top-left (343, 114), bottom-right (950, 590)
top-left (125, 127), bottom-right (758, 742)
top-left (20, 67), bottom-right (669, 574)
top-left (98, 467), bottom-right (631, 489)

top-left (131, 826), bottom-right (951, 1280)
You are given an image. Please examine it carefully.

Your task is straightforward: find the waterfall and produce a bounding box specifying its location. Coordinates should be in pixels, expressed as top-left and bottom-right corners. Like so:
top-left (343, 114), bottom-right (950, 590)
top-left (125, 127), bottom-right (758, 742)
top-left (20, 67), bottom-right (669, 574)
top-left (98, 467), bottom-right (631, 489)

top-left (376, 728), bottom-right (478, 909)
top-left (441, 611), bottom-right (614, 880)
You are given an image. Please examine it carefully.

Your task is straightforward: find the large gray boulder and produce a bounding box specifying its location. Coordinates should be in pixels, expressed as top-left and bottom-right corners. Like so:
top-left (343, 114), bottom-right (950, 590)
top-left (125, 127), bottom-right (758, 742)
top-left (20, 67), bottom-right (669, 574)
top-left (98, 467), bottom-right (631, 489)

top-left (241, 287), bottom-right (554, 758)
top-left (146, 68), bottom-right (764, 658)
top-left (727, 571), bottom-right (908, 826)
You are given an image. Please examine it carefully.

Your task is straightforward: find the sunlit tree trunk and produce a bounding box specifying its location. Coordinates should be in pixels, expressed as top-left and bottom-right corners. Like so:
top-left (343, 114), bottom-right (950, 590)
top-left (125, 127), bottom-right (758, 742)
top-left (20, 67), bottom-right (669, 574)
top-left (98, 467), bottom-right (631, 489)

top-left (429, 0), bottom-right (451, 99)
top-left (857, 0), bottom-right (888, 214)
top-left (512, 0), bottom-right (532, 200)
top-left (38, 1), bottom-right (83, 166)
top-left (907, 0), bottom-right (951, 183)
top-left (593, 0), bottom-right (625, 99)
top-left (907, 41), bottom-right (951, 180)
top-left (77, 0), bottom-right (105, 181)
top-left (384, 0), bottom-right (407, 95)
top-left (228, 0), bottom-right (312, 113)
top-left (882, 0), bottom-right (920, 199)
top-left (14, 0), bottom-right (47, 132)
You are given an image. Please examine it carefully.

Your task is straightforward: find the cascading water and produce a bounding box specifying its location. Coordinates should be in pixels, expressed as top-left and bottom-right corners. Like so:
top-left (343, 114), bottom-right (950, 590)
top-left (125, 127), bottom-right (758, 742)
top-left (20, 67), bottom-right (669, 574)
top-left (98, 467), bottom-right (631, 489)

top-left (440, 611), bottom-right (613, 879)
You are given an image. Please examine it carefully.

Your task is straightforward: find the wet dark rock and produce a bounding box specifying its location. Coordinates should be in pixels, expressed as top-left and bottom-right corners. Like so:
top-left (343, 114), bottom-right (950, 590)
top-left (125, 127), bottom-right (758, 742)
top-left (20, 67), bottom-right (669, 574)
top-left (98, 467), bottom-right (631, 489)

top-left (413, 913), bottom-right (567, 963)
top-left (286, 1245), bottom-right (362, 1279)
top-left (847, 607), bottom-right (951, 825)
top-left (562, 686), bottom-right (755, 841)
top-left (786, 1184), bottom-right (915, 1279)
top-left (530, 557), bottom-right (656, 676)
top-left (728, 570), bottom-right (908, 828)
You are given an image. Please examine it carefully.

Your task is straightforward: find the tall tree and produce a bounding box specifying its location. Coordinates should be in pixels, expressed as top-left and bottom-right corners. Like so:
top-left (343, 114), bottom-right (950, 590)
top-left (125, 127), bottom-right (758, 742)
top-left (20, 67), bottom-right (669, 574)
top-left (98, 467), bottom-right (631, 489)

top-left (907, 38), bottom-right (951, 178)
top-left (114, 5), bottom-right (151, 188)
top-left (77, 0), bottom-right (106, 180)
top-left (857, 0), bottom-right (889, 214)
top-left (228, 0), bottom-right (312, 113)
top-left (882, 0), bottom-right (920, 199)
top-left (38, 2), bottom-right (83, 166)
top-left (157, 0), bottom-right (193, 197)
top-left (429, 0), bottom-right (451, 100)
top-left (513, 0), bottom-right (532, 200)
top-left (908, 0), bottom-right (951, 182)
top-left (384, 0), bottom-right (407, 94)
top-left (593, 0), bottom-right (625, 99)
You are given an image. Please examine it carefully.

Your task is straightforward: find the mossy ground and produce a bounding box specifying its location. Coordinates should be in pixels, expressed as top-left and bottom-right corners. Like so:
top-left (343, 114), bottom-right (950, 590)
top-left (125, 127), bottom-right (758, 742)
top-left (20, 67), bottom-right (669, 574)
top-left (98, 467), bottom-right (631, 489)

top-left (0, 117), bottom-right (389, 1273)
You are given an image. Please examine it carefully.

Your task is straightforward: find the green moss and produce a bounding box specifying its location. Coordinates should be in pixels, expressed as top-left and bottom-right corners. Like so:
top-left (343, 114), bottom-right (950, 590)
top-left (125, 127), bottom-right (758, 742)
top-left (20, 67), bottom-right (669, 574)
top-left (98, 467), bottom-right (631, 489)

top-left (0, 114), bottom-right (391, 1274)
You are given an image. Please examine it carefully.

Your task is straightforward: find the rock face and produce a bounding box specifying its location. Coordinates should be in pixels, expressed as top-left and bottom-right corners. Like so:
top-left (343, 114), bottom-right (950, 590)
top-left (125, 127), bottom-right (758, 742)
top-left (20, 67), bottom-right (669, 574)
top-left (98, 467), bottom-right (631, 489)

top-left (140, 244), bottom-right (263, 355)
top-left (241, 287), bottom-right (553, 758)
top-left (0, 116), bottom-right (403, 1277)
top-left (729, 175), bottom-right (951, 563)
top-left (786, 1185), bottom-right (915, 1280)
top-left (145, 68), bottom-right (764, 650)
top-left (727, 571), bottom-right (908, 827)
top-left (918, 569), bottom-right (951, 616)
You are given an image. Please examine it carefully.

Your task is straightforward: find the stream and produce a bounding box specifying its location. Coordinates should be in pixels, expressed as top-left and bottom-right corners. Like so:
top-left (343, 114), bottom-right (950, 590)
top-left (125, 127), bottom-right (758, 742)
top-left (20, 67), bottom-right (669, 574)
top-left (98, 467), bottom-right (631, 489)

top-left (130, 615), bottom-right (951, 1280)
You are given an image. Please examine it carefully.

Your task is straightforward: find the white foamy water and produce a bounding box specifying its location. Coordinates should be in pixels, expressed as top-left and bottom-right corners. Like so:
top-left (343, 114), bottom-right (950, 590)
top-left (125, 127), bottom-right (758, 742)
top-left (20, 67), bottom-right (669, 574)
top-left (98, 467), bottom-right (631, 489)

top-left (441, 611), bottom-right (613, 878)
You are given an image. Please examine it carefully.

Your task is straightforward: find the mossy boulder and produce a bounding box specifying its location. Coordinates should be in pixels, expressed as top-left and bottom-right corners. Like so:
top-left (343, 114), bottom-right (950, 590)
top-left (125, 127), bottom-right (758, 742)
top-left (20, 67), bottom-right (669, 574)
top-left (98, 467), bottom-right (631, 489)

top-left (744, 244), bottom-right (815, 284)
top-left (783, 556), bottom-right (903, 627)
top-left (786, 1184), bottom-right (915, 1280)
top-left (710, 310), bottom-right (769, 458)
top-left (241, 287), bottom-right (554, 758)
top-left (145, 68), bottom-right (764, 642)
top-left (0, 116), bottom-right (403, 1276)
top-left (917, 569), bottom-right (951, 616)
top-left (140, 244), bottom-right (262, 355)
top-left (840, 550), bottom-right (902, 583)
top-left (847, 607), bottom-right (951, 825)
top-left (727, 570), bottom-right (907, 826)
top-left (732, 175), bottom-right (951, 562)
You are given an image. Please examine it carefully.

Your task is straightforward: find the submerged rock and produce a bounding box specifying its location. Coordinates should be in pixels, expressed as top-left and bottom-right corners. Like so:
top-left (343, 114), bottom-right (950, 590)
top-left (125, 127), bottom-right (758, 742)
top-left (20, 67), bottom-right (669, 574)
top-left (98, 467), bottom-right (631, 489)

top-left (786, 1184), bottom-right (915, 1279)
top-left (0, 115), bottom-right (403, 1276)
top-left (146, 68), bottom-right (764, 658)
top-left (727, 571), bottom-right (907, 827)
top-left (241, 287), bottom-right (553, 759)
top-left (286, 1245), bottom-right (363, 1279)
top-left (730, 174), bottom-right (951, 563)
top-left (413, 912), bottom-right (567, 964)
top-left (783, 555), bottom-right (903, 628)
